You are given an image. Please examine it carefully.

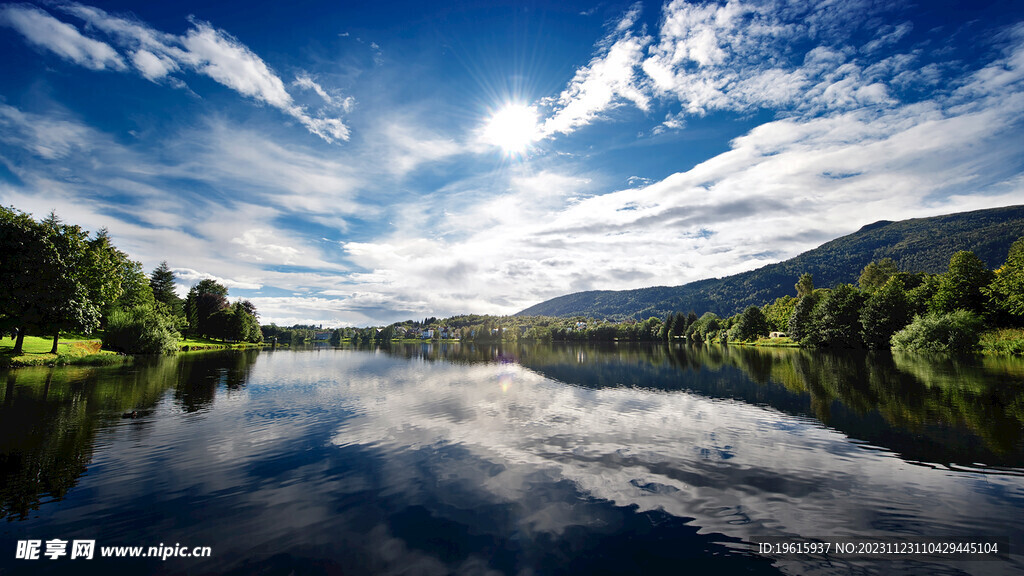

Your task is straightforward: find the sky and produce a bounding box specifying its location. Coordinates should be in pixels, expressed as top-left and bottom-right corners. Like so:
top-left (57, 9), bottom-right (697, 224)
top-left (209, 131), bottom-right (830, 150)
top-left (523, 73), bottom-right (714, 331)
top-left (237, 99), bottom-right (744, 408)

top-left (1, 0), bottom-right (1023, 327)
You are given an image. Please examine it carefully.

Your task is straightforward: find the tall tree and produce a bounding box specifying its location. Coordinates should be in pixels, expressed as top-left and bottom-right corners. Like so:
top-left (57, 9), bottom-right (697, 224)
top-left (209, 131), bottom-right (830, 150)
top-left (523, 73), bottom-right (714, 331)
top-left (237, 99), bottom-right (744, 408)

top-left (787, 293), bottom-right (818, 342)
top-left (732, 306), bottom-right (771, 341)
top-left (858, 258), bottom-right (899, 294)
top-left (795, 273), bottom-right (814, 298)
top-left (808, 284), bottom-right (866, 348)
top-left (38, 214), bottom-right (101, 353)
top-left (930, 251), bottom-right (994, 316)
top-left (983, 236), bottom-right (1024, 324)
top-left (0, 206), bottom-right (52, 354)
top-left (860, 276), bottom-right (912, 350)
top-left (184, 279), bottom-right (229, 338)
top-left (150, 261), bottom-right (177, 305)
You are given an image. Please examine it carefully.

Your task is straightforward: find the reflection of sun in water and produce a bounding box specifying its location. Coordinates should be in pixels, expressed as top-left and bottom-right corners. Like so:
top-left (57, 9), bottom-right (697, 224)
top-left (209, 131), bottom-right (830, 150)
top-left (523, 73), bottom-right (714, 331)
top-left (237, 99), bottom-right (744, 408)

top-left (484, 103), bottom-right (541, 154)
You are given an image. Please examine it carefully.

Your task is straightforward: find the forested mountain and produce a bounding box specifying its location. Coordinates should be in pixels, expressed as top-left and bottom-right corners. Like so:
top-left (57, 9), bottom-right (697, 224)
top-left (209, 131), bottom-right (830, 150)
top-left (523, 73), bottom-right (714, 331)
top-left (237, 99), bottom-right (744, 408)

top-left (516, 205), bottom-right (1024, 320)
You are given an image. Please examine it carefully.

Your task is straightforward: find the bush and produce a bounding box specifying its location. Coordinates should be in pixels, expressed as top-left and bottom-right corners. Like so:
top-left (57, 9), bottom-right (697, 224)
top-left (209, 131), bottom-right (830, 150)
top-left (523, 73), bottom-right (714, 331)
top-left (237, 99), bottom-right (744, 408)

top-left (890, 310), bottom-right (983, 354)
top-left (103, 305), bottom-right (180, 354)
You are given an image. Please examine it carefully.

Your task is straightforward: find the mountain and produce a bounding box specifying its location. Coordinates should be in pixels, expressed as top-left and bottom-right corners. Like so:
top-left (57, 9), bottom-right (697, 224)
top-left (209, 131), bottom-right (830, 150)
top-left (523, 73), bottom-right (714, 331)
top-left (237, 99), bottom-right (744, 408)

top-left (516, 205), bottom-right (1024, 320)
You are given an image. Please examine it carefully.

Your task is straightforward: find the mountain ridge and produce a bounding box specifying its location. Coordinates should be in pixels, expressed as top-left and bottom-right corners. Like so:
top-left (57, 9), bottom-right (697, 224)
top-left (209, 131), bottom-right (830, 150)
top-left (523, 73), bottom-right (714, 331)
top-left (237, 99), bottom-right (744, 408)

top-left (516, 205), bottom-right (1024, 320)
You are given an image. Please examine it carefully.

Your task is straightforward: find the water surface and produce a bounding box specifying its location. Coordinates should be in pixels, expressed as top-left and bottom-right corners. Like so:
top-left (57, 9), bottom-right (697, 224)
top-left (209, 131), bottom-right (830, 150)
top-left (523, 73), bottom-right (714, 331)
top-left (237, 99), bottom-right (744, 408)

top-left (1, 343), bottom-right (1022, 575)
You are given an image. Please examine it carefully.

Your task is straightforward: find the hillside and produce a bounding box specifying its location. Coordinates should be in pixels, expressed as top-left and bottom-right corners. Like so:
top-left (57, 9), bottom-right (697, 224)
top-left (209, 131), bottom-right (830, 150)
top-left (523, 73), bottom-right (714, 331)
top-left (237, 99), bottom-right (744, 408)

top-left (516, 205), bottom-right (1024, 320)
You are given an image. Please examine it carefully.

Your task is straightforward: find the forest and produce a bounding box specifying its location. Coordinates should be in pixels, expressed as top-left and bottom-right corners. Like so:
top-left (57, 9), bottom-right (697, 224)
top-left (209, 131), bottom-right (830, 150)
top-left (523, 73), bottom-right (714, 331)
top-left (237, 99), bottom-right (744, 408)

top-left (0, 206), bottom-right (262, 358)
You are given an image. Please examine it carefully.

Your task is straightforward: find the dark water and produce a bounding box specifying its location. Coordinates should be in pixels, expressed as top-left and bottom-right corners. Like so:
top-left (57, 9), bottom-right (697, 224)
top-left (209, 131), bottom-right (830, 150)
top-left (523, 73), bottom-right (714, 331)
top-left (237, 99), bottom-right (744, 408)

top-left (1, 343), bottom-right (1022, 575)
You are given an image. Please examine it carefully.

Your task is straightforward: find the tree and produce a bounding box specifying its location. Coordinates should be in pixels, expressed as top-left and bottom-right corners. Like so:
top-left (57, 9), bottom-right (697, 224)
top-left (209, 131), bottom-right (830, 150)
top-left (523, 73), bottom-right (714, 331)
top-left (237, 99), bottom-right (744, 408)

top-left (787, 293), bottom-right (818, 342)
top-left (762, 296), bottom-right (796, 332)
top-left (906, 273), bottom-right (941, 316)
top-left (687, 312), bottom-right (720, 342)
top-left (983, 236), bottom-right (1024, 324)
top-left (858, 258), bottom-right (899, 294)
top-left (0, 210), bottom-right (102, 355)
top-left (38, 215), bottom-right (102, 353)
top-left (930, 251), bottom-right (994, 316)
top-left (149, 261), bottom-right (183, 318)
top-left (860, 276), bottom-right (912, 350)
top-left (184, 279), bottom-right (229, 338)
top-left (807, 284), bottom-right (865, 348)
top-left (795, 273), bottom-right (814, 298)
top-left (731, 306), bottom-right (770, 342)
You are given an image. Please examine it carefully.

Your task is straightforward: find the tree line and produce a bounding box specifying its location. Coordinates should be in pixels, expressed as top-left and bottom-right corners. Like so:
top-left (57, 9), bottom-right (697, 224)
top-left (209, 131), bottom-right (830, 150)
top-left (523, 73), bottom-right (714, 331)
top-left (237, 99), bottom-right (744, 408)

top-left (664, 237), bottom-right (1024, 354)
top-left (1, 206), bottom-right (261, 355)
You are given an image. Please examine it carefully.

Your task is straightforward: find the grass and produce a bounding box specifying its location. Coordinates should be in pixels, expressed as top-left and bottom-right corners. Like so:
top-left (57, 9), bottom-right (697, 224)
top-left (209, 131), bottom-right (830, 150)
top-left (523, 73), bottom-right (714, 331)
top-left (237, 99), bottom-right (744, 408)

top-left (979, 328), bottom-right (1024, 356)
top-left (0, 332), bottom-right (265, 367)
top-left (177, 336), bottom-right (265, 351)
top-left (731, 336), bottom-right (801, 348)
top-left (0, 334), bottom-right (126, 367)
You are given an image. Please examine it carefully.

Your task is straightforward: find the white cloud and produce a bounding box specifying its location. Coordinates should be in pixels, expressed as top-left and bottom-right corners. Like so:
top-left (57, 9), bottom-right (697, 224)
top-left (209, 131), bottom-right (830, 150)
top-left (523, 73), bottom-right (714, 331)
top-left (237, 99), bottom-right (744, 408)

top-left (129, 48), bottom-right (178, 81)
top-left (174, 268), bottom-right (263, 290)
top-left (540, 0), bottom-right (916, 135)
top-left (0, 4), bottom-right (125, 71)
top-left (8, 3), bottom-right (354, 142)
top-left (376, 121), bottom-right (465, 177)
top-left (0, 103), bottom-right (95, 159)
top-left (540, 5), bottom-right (651, 137)
top-left (293, 73), bottom-right (355, 112)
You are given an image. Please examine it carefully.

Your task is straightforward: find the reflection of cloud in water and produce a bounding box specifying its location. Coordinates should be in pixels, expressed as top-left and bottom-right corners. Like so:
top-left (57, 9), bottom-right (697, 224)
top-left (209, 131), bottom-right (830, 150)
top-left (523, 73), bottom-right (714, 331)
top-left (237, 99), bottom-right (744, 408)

top-left (329, 358), bottom-right (1022, 573)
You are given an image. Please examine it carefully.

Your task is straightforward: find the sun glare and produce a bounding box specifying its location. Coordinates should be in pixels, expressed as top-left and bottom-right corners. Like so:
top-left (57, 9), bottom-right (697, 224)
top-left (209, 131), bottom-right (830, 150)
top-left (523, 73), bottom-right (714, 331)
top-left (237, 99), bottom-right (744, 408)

top-left (484, 103), bottom-right (541, 154)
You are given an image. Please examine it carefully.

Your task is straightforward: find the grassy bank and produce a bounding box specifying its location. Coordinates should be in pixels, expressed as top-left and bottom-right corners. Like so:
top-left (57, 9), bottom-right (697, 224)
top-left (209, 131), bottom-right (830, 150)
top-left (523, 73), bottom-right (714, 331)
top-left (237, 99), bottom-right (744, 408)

top-left (728, 336), bottom-right (802, 348)
top-left (980, 328), bottom-right (1024, 356)
top-left (178, 336), bottom-right (266, 351)
top-left (0, 335), bottom-right (126, 367)
top-left (1, 334), bottom-right (266, 367)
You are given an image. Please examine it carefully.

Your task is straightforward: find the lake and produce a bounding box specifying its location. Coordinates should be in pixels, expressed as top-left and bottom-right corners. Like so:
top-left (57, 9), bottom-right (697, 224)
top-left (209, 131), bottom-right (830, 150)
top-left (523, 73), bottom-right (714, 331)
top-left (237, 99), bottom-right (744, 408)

top-left (1, 343), bottom-right (1022, 575)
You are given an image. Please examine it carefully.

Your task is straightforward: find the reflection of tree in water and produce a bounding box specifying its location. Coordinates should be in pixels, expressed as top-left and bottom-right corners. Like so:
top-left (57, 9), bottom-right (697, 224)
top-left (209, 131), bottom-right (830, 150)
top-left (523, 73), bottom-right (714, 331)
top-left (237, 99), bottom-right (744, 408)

top-left (0, 351), bottom-right (261, 521)
top-left (173, 350), bottom-right (260, 412)
top-left (0, 362), bottom-right (176, 520)
top-left (374, 342), bottom-right (1024, 467)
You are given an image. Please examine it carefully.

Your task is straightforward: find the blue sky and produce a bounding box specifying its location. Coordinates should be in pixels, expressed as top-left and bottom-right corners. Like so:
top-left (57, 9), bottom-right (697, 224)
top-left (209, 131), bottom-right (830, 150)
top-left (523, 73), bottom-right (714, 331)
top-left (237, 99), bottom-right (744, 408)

top-left (1, 0), bottom-right (1023, 326)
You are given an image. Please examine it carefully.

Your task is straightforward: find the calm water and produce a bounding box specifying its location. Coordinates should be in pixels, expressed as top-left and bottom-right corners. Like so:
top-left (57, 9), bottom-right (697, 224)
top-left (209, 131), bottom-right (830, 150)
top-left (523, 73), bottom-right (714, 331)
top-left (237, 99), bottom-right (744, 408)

top-left (1, 343), bottom-right (1022, 575)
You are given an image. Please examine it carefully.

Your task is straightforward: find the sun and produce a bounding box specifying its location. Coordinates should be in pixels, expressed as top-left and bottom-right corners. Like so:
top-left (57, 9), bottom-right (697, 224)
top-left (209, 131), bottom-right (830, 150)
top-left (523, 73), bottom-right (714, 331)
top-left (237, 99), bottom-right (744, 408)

top-left (483, 103), bottom-right (541, 154)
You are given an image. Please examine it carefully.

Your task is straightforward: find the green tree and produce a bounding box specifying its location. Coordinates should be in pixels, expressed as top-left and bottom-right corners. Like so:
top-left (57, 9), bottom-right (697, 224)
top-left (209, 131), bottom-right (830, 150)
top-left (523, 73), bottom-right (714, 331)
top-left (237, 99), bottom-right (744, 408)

top-left (149, 261), bottom-right (183, 318)
top-left (82, 229), bottom-right (155, 322)
top-left (983, 236), bottom-right (1024, 324)
top-left (184, 279), bottom-right (229, 338)
top-left (40, 214), bottom-right (103, 352)
top-left (795, 273), bottom-right (814, 298)
top-left (731, 306), bottom-right (770, 341)
top-left (858, 258), bottom-right (899, 294)
top-left (687, 312), bottom-right (720, 342)
top-left (807, 284), bottom-right (865, 348)
top-left (906, 273), bottom-right (941, 316)
top-left (860, 276), bottom-right (912, 350)
top-left (930, 251), bottom-right (994, 316)
top-left (762, 296), bottom-right (796, 332)
top-left (787, 293), bottom-right (818, 342)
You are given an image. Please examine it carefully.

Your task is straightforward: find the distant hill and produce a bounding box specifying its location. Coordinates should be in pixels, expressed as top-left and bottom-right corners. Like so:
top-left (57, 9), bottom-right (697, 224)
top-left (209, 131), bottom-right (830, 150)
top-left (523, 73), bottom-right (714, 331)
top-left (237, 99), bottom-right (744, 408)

top-left (516, 205), bottom-right (1024, 320)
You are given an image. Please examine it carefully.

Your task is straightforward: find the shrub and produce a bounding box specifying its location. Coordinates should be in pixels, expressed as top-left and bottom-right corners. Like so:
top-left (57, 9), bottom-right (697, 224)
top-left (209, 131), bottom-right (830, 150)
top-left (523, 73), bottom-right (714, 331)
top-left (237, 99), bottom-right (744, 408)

top-left (103, 305), bottom-right (180, 354)
top-left (890, 310), bottom-right (983, 354)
